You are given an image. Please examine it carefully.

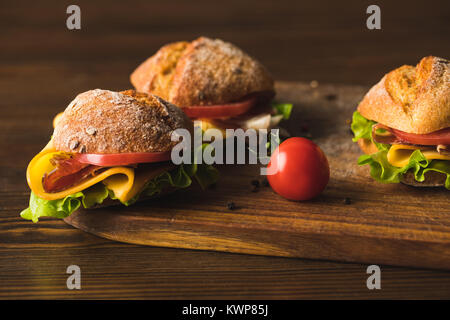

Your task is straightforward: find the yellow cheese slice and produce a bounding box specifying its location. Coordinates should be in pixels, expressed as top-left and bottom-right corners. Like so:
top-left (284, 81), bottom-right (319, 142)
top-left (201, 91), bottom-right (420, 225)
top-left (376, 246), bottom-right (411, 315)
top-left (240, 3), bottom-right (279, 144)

top-left (27, 150), bottom-right (135, 202)
top-left (387, 144), bottom-right (450, 167)
top-left (26, 141), bottom-right (175, 203)
top-left (199, 119), bottom-right (226, 136)
top-left (125, 164), bottom-right (175, 200)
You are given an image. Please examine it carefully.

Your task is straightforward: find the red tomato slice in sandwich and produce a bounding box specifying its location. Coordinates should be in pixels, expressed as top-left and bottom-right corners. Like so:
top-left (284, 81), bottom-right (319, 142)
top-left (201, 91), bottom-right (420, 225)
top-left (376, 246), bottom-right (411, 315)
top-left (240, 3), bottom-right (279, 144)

top-left (182, 97), bottom-right (256, 119)
top-left (391, 127), bottom-right (450, 145)
top-left (75, 151), bottom-right (172, 166)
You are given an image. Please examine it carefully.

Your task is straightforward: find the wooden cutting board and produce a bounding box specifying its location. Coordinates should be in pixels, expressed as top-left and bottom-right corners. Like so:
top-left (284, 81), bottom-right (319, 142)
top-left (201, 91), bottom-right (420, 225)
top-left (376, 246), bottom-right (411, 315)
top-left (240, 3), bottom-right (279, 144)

top-left (64, 82), bottom-right (450, 270)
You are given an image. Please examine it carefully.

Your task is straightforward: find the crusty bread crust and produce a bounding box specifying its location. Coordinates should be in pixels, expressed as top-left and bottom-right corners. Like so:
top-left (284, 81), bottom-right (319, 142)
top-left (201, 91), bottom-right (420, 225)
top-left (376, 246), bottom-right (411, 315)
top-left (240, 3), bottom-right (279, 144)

top-left (130, 37), bottom-right (274, 107)
top-left (357, 56), bottom-right (449, 134)
top-left (53, 89), bottom-right (193, 154)
top-left (356, 138), bottom-right (446, 188)
top-left (130, 41), bottom-right (189, 99)
top-left (400, 170), bottom-right (446, 187)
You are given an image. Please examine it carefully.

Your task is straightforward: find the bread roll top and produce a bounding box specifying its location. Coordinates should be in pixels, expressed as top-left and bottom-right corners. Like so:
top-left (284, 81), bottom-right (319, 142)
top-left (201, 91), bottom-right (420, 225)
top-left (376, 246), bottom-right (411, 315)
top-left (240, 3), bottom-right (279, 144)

top-left (130, 37), bottom-right (274, 107)
top-left (53, 89), bottom-right (192, 154)
top-left (357, 56), bottom-right (449, 134)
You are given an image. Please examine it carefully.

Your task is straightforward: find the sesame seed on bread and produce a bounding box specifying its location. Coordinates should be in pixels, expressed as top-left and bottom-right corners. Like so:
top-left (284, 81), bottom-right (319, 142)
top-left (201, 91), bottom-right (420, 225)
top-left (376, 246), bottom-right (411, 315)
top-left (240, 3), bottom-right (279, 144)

top-left (357, 56), bottom-right (449, 134)
top-left (130, 36), bottom-right (275, 107)
top-left (53, 89), bottom-right (193, 154)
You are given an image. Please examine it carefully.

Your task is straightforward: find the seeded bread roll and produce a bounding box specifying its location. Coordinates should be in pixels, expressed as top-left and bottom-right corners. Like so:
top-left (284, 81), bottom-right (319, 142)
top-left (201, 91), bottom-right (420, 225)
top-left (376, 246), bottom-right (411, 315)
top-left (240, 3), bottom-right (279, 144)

top-left (130, 36), bottom-right (275, 107)
top-left (53, 89), bottom-right (192, 154)
top-left (357, 56), bottom-right (449, 134)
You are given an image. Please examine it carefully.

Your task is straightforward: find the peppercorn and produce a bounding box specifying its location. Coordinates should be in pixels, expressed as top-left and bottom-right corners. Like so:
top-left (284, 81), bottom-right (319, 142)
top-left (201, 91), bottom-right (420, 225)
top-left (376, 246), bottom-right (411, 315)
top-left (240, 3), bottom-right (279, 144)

top-left (251, 180), bottom-right (260, 187)
top-left (325, 93), bottom-right (337, 101)
top-left (227, 201), bottom-right (236, 210)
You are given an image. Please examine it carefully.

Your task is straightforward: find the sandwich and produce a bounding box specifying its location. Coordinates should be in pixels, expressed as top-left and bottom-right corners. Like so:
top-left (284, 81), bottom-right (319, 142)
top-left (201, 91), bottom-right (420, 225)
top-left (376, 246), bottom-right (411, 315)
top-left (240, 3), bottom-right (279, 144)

top-left (351, 56), bottom-right (449, 189)
top-left (21, 89), bottom-right (218, 222)
top-left (130, 36), bottom-right (292, 134)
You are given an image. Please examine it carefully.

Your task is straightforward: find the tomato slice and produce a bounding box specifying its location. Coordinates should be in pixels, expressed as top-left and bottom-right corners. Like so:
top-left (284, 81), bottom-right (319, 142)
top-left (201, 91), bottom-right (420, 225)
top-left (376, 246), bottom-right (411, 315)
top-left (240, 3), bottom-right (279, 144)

top-left (75, 151), bottom-right (172, 166)
top-left (182, 98), bottom-right (256, 119)
top-left (391, 127), bottom-right (450, 146)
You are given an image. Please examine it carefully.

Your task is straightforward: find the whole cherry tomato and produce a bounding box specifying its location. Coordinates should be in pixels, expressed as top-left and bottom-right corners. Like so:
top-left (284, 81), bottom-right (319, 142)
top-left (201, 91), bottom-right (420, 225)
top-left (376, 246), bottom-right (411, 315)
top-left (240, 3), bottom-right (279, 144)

top-left (267, 137), bottom-right (330, 201)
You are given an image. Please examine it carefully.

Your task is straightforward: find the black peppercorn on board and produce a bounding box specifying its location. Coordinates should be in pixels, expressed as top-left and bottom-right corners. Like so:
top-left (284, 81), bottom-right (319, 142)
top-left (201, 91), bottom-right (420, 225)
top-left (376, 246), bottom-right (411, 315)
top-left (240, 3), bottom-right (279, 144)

top-left (65, 82), bottom-right (450, 270)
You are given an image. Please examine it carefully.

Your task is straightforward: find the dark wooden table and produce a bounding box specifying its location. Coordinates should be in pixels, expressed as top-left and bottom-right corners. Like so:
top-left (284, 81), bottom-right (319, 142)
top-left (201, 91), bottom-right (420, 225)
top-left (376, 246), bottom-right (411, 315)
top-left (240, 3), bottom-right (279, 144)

top-left (1, 0), bottom-right (449, 299)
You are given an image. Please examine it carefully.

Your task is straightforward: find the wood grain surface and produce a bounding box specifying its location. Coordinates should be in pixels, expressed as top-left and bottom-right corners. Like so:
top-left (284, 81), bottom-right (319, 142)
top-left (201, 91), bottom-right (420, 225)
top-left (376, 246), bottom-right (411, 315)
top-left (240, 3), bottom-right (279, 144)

top-left (1, 0), bottom-right (449, 299)
top-left (64, 82), bottom-right (450, 270)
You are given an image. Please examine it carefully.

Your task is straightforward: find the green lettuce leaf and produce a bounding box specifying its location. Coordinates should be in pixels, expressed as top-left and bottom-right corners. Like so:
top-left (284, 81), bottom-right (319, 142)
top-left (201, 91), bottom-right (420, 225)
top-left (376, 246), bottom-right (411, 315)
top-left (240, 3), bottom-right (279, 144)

top-left (357, 141), bottom-right (450, 189)
top-left (352, 111), bottom-right (450, 189)
top-left (350, 111), bottom-right (389, 151)
top-left (193, 163), bottom-right (220, 189)
top-left (272, 102), bottom-right (293, 120)
top-left (351, 110), bottom-right (375, 142)
top-left (81, 183), bottom-right (110, 208)
top-left (21, 163), bottom-right (219, 222)
top-left (20, 186), bottom-right (104, 223)
top-left (124, 163), bottom-right (218, 206)
top-left (358, 149), bottom-right (426, 183)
